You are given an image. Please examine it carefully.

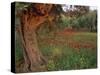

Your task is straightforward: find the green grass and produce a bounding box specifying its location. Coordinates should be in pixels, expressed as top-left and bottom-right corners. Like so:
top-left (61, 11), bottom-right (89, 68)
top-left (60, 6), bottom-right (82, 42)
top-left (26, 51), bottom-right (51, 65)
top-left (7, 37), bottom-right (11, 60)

top-left (16, 31), bottom-right (97, 71)
top-left (38, 32), bottom-right (97, 70)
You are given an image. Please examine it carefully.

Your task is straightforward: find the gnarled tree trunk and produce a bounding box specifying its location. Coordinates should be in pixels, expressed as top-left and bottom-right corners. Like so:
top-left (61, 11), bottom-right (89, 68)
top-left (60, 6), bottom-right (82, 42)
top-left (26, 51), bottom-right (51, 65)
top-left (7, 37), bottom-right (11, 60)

top-left (18, 4), bottom-right (53, 72)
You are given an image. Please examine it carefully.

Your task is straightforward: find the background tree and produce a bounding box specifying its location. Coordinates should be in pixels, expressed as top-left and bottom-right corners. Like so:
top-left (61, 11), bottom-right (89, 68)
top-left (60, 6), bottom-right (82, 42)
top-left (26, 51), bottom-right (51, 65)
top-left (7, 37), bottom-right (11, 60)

top-left (58, 5), bottom-right (97, 31)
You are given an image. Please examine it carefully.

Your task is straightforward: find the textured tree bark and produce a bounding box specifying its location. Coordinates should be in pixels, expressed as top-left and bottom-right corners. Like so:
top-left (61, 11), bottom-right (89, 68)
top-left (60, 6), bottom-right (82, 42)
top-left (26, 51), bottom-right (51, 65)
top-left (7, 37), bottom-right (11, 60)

top-left (18, 4), bottom-right (53, 72)
top-left (23, 29), bottom-right (46, 71)
top-left (19, 18), bottom-right (47, 71)
top-left (17, 4), bottom-right (62, 72)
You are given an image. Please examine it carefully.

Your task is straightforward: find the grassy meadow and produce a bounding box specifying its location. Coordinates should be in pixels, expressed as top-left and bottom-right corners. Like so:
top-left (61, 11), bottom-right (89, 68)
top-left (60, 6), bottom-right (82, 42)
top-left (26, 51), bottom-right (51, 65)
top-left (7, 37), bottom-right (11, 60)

top-left (15, 30), bottom-right (97, 71)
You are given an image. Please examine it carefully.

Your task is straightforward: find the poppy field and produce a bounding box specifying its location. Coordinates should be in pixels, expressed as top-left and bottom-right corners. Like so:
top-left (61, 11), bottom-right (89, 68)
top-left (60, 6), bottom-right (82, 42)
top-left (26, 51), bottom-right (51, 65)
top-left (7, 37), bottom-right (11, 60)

top-left (16, 30), bottom-right (97, 71)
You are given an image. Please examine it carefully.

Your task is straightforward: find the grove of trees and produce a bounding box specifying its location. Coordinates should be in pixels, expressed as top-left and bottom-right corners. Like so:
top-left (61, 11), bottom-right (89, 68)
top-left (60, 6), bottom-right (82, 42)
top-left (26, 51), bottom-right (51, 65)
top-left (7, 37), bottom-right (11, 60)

top-left (58, 5), bottom-right (97, 32)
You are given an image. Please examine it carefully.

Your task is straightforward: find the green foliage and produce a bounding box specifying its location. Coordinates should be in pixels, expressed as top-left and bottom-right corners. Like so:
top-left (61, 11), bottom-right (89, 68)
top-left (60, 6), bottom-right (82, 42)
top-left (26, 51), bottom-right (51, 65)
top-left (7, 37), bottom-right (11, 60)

top-left (57, 10), bottom-right (97, 32)
top-left (57, 15), bottom-right (66, 29)
top-left (47, 60), bottom-right (56, 71)
top-left (57, 14), bottom-right (72, 29)
top-left (15, 2), bottom-right (30, 10)
top-left (15, 31), bottom-right (23, 62)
